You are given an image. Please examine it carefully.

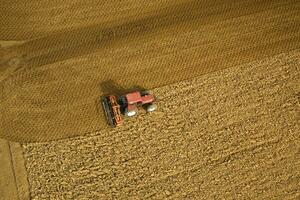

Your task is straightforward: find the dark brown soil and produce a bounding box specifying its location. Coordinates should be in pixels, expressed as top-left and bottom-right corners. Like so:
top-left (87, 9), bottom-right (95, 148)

top-left (1, 0), bottom-right (300, 142)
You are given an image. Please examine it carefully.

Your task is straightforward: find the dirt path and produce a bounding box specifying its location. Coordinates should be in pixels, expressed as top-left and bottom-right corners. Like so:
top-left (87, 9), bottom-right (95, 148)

top-left (22, 50), bottom-right (299, 199)
top-left (1, 0), bottom-right (300, 142)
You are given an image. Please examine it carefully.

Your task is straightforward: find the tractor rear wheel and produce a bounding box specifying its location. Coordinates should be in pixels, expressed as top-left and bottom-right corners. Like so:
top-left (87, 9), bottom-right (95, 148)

top-left (146, 104), bottom-right (157, 112)
top-left (125, 108), bottom-right (138, 117)
top-left (140, 90), bottom-right (150, 96)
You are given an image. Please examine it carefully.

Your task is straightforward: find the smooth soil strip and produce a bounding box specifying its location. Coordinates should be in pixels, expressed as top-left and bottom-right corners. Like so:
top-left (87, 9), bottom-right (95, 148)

top-left (0, 0), bottom-right (293, 40)
top-left (22, 50), bottom-right (300, 199)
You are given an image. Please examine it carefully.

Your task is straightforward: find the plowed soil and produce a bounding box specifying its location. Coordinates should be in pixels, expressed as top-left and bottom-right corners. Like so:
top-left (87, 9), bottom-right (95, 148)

top-left (22, 51), bottom-right (300, 199)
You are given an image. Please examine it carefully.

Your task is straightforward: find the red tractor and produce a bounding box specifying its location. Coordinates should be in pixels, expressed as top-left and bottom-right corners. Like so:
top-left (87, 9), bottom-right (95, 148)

top-left (102, 91), bottom-right (157, 127)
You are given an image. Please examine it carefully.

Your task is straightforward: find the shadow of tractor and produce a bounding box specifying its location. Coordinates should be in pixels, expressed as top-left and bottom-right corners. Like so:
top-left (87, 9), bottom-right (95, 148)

top-left (100, 80), bottom-right (148, 96)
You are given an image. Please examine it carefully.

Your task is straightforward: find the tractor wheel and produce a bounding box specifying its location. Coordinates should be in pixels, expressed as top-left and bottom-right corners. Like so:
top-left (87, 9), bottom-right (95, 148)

top-left (146, 104), bottom-right (157, 112)
top-left (125, 108), bottom-right (138, 117)
top-left (140, 90), bottom-right (150, 96)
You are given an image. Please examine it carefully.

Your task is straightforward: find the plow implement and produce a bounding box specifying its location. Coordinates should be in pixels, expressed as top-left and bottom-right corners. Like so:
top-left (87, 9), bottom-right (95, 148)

top-left (102, 95), bottom-right (123, 127)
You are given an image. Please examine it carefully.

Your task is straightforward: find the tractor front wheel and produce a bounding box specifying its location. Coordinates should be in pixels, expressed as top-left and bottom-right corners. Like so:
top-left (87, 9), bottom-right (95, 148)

top-left (146, 104), bottom-right (157, 112)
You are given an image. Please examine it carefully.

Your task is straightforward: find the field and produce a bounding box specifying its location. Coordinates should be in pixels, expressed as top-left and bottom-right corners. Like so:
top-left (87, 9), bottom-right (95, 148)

top-left (1, 0), bottom-right (300, 199)
top-left (1, 0), bottom-right (300, 142)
